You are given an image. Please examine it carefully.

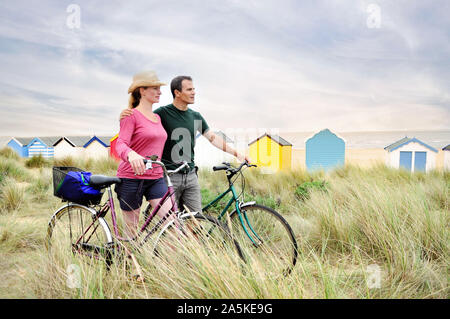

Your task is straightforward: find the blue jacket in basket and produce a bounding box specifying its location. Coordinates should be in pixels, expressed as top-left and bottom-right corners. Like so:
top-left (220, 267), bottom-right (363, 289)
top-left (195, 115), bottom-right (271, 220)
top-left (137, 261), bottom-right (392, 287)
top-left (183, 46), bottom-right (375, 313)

top-left (56, 171), bottom-right (102, 205)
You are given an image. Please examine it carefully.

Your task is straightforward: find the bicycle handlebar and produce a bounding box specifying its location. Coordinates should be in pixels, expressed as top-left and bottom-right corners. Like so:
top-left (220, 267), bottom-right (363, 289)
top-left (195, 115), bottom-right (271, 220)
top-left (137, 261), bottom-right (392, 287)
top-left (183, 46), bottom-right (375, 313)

top-left (143, 158), bottom-right (189, 175)
top-left (212, 161), bottom-right (257, 173)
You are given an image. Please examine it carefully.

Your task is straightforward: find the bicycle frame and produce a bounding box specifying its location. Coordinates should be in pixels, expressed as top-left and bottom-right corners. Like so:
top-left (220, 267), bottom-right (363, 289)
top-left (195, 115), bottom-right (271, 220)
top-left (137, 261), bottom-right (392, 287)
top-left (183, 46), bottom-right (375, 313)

top-left (71, 161), bottom-right (187, 246)
top-left (202, 179), bottom-right (263, 247)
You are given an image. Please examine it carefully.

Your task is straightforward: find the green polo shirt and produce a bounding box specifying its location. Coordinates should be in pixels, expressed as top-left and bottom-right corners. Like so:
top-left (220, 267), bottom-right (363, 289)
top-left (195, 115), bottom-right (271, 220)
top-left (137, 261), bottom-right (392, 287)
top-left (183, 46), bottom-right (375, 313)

top-left (154, 104), bottom-right (209, 170)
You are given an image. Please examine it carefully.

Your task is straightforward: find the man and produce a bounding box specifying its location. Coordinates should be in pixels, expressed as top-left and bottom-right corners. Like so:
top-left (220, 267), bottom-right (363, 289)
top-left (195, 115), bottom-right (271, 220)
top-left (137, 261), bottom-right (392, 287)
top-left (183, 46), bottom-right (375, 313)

top-left (120, 75), bottom-right (250, 213)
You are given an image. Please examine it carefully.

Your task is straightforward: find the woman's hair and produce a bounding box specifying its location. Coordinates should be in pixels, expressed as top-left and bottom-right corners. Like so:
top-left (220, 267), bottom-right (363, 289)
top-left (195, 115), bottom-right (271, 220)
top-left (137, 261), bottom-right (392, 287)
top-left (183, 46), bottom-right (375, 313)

top-left (128, 86), bottom-right (147, 109)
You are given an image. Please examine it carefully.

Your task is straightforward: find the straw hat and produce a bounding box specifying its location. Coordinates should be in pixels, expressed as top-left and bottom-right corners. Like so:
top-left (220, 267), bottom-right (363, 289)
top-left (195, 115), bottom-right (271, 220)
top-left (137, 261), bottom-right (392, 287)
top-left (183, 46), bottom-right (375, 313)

top-left (127, 70), bottom-right (166, 93)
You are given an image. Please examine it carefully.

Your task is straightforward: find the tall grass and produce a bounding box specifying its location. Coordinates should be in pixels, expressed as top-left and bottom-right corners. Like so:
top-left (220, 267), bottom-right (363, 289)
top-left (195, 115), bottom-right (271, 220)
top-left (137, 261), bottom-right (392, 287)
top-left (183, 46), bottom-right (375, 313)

top-left (0, 157), bottom-right (448, 299)
top-left (25, 154), bottom-right (51, 168)
top-left (0, 147), bottom-right (20, 160)
top-left (0, 178), bottom-right (25, 212)
top-left (52, 155), bottom-right (118, 175)
top-left (0, 158), bottom-right (30, 182)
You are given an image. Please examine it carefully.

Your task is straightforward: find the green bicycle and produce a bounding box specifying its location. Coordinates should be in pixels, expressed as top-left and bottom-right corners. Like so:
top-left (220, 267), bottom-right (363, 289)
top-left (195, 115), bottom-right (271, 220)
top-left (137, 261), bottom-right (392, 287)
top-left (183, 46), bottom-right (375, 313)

top-left (202, 161), bottom-right (298, 276)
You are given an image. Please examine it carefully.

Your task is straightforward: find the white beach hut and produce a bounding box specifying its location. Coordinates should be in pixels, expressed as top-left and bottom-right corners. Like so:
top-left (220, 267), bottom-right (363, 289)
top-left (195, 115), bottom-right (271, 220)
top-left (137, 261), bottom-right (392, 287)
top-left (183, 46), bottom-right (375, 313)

top-left (53, 136), bottom-right (91, 159)
top-left (443, 145), bottom-right (450, 171)
top-left (384, 137), bottom-right (438, 172)
top-left (194, 131), bottom-right (236, 168)
top-left (84, 136), bottom-right (111, 159)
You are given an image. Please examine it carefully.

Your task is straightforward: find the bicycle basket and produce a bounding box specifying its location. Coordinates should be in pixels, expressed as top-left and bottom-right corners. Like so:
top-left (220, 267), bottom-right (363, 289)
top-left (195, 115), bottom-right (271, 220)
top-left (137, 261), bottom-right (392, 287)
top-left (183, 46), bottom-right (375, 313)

top-left (53, 166), bottom-right (104, 205)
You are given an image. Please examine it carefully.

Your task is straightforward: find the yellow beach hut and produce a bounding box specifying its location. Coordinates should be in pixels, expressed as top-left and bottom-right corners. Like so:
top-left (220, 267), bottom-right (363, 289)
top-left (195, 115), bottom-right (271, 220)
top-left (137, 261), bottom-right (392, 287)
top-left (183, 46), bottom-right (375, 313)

top-left (248, 133), bottom-right (292, 173)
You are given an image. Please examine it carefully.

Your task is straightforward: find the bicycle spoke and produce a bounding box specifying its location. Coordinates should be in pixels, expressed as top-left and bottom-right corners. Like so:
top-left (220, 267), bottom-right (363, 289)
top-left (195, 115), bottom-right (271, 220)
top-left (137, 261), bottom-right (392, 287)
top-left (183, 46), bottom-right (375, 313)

top-left (230, 204), bottom-right (297, 278)
top-left (147, 214), bottom-right (243, 267)
top-left (47, 205), bottom-right (112, 267)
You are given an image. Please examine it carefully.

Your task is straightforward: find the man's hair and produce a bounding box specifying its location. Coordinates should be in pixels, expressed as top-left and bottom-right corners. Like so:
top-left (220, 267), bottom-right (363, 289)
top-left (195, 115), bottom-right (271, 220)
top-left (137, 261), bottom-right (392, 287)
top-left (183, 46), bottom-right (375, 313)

top-left (170, 76), bottom-right (192, 98)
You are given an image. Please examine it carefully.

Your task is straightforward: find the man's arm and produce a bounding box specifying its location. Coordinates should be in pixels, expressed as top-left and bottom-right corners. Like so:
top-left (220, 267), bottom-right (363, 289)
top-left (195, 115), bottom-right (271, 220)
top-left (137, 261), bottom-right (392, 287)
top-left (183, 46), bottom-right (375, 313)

top-left (203, 130), bottom-right (251, 163)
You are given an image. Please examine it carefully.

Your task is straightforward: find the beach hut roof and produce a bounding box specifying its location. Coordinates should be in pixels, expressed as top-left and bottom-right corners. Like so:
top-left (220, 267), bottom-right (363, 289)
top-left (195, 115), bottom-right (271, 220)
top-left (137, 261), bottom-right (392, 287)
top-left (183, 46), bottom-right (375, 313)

top-left (248, 133), bottom-right (292, 146)
top-left (384, 137), bottom-right (438, 153)
top-left (54, 136), bottom-right (92, 147)
top-left (96, 136), bottom-right (113, 147)
top-left (11, 136), bottom-right (58, 147)
top-left (110, 134), bottom-right (119, 142)
top-left (14, 137), bottom-right (35, 146)
top-left (213, 131), bottom-right (234, 144)
top-left (84, 136), bottom-right (111, 148)
top-left (304, 128), bottom-right (347, 144)
top-left (37, 136), bottom-right (60, 147)
top-left (195, 131), bottom-right (234, 143)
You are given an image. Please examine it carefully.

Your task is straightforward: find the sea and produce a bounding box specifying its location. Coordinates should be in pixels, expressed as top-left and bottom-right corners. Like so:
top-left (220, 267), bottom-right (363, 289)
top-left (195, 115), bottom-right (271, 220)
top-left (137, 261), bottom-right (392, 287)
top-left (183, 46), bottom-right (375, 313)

top-left (1, 130), bottom-right (449, 150)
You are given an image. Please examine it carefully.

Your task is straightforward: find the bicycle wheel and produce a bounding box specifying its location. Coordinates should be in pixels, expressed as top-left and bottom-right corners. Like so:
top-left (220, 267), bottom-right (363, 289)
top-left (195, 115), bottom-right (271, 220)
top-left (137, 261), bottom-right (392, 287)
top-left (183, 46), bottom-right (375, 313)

top-left (229, 204), bottom-right (297, 277)
top-left (46, 204), bottom-right (114, 267)
top-left (148, 213), bottom-right (244, 265)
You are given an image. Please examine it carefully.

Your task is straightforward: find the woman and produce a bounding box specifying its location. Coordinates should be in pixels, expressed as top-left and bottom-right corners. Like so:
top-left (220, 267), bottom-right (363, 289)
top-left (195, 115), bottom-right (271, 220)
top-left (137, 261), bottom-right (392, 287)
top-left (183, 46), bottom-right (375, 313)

top-left (115, 70), bottom-right (171, 239)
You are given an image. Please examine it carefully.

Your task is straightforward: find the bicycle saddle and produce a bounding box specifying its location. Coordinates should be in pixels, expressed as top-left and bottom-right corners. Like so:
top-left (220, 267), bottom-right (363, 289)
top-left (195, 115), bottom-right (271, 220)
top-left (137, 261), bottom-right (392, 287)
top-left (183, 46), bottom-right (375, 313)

top-left (89, 175), bottom-right (121, 189)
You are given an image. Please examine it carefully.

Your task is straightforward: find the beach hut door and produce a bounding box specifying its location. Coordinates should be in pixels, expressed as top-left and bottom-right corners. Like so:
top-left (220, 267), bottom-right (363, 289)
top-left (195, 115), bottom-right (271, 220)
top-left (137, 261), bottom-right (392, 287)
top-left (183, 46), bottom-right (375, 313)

top-left (414, 152), bottom-right (427, 172)
top-left (399, 151), bottom-right (412, 171)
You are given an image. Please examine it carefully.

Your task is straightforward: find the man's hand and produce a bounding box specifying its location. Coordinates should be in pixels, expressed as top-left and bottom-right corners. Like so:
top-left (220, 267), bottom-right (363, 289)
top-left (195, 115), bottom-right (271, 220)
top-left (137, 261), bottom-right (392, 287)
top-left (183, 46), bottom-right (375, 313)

top-left (128, 151), bottom-right (146, 175)
top-left (236, 153), bottom-right (252, 164)
top-left (119, 108), bottom-right (134, 121)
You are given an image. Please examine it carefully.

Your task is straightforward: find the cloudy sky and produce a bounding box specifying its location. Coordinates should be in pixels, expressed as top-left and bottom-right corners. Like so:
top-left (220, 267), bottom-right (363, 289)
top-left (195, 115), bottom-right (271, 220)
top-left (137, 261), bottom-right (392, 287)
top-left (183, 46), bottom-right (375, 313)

top-left (0, 0), bottom-right (448, 137)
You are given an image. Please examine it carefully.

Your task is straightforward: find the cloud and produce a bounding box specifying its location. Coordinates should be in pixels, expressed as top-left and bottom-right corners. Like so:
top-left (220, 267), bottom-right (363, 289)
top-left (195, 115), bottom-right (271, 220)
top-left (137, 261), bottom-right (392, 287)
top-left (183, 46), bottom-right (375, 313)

top-left (0, 0), bottom-right (448, 137)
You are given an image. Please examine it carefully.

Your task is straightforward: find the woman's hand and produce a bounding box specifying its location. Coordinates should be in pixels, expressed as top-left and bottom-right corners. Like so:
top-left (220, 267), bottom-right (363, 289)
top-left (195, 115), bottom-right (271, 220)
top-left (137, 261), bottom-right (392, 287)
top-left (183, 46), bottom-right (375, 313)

top-left (119, 108), bottom-right (134, 121)
top-left (128, 151), bottom-right (146, 175)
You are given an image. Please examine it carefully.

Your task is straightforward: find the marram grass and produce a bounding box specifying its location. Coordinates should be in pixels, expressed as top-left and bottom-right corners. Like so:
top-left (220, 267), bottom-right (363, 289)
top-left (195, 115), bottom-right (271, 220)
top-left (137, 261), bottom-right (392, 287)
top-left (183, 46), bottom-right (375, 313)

top-left (0, 156), bottom-right (448, 298)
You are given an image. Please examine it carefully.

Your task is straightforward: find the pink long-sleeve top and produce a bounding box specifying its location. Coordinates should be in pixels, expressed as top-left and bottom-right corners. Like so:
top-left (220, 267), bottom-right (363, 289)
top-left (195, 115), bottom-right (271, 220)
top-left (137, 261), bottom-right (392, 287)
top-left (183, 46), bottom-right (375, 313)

top-left (116, 109), bottom-right (168, 179)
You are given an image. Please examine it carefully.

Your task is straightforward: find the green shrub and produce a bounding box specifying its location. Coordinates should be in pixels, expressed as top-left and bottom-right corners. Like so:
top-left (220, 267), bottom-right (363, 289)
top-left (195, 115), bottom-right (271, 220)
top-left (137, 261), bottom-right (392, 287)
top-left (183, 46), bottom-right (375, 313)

top-left (53, 156), bottom-right (76, 168)
top-left (25, 154), bottom-right (50, 168)
top-left (295, 180), bottom-right (328, 201)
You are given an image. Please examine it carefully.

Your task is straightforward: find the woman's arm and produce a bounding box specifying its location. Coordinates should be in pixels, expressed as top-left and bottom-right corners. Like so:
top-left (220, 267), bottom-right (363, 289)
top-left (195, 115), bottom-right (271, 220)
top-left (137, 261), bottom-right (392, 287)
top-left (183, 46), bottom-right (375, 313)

top-left (116, 116), bottom-right (146, 175)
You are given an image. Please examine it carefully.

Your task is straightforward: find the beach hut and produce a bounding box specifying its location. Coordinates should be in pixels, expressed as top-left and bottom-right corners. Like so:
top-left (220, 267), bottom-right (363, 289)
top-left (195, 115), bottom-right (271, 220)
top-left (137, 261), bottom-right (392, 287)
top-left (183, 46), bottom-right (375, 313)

top-left (109, 134), bottom-right (120, 160)
top-left (248, 133), bottom-right (292, 172)
top-left (53, 136), bottom-right (91, 159)
top-left (384, 137), bottom-right (438, 172)
top-left (7, 137), bottom-right (33, 157)
top-left (442, 144), bottom-right (450, 171)
top-left (194, 131), bottom-right (236, 168)
top-left (305, 129), bottom-right (345, 172)
top-left (84, 136), bottom-right (111, 158)
top-left (7, 137), bottom-right (57, 158)
top-left (27, 137), bottom-right (58, 158)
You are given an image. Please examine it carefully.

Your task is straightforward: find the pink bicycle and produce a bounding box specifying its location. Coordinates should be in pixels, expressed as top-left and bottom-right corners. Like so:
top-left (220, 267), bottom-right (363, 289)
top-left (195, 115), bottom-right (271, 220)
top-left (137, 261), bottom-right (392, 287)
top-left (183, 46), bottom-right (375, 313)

top-left (46, 157), bottom-right (243, 268)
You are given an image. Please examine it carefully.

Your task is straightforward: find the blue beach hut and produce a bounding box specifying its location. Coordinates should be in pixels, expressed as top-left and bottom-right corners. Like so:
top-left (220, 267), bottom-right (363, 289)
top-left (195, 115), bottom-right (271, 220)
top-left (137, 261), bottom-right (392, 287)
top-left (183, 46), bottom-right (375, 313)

top-left (7, 136), bottom-right (58, 158)
top-left (305, 129), bottom-right (345, 172)
top-left (7, 137), bottom-right (34, 157)
top-left (27, 137), bottom-right (58, 158)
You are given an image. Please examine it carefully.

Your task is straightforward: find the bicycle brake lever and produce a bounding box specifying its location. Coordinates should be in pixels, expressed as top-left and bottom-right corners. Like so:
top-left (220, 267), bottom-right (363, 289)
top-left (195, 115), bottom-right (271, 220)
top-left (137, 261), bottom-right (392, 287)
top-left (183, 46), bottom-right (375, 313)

top-left (146, 155), bottom-right (158, 161)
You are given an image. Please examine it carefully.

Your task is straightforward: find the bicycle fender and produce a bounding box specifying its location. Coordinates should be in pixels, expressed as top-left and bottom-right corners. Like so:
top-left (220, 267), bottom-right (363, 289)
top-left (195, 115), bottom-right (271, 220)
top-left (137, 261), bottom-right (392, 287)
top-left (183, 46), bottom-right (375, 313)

top-left (239, 201), bottom-right (256, 209)
top-left (227, 201), bottom-right (257, 218)
top-left (179, 210), bottom-right (199, 219)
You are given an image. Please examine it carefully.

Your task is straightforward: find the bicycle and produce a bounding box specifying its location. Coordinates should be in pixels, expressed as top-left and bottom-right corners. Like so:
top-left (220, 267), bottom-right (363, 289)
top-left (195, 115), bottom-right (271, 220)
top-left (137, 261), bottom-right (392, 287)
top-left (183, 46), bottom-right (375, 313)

top-left (46, 157), bottom-right (243, 274)
top-left (202, 161), bottom-right (298, 276)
